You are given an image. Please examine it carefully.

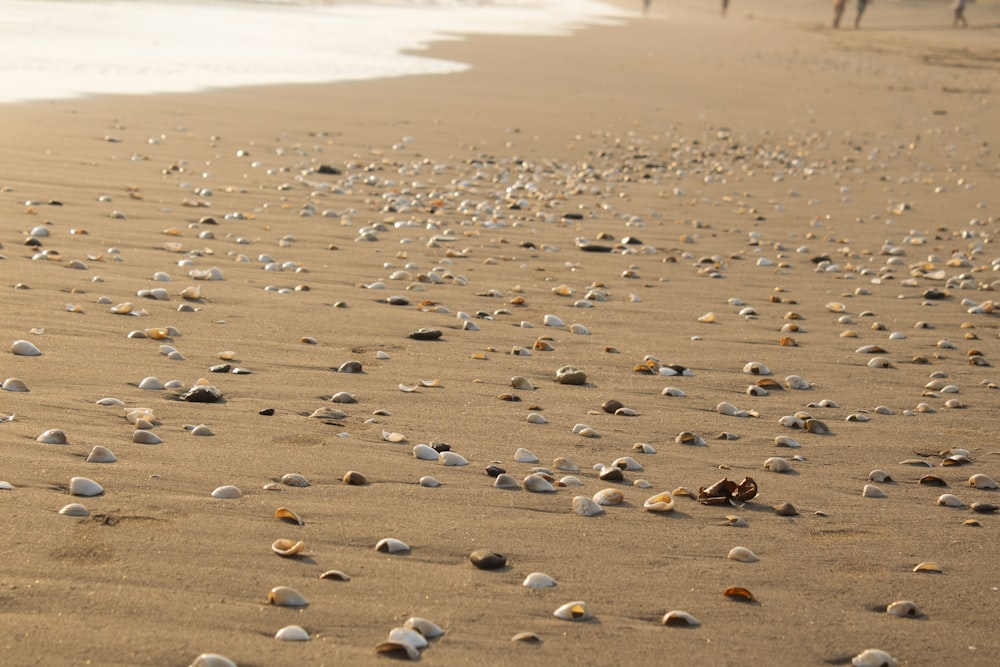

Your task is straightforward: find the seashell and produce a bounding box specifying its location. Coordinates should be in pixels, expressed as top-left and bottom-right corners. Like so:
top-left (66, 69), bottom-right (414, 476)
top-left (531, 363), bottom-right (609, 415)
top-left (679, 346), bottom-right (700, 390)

top-left (275, 507), bottom-right (303, 525)
top-left (543, 314), bottom-right (565, 327)
top-left (412, 444), bottom-right (439, 460)
top-left (726, 515), bottom-right (748, 527)
top-left (86, 446), bottom-right (117, 463)
top-left (570, 323), bottom-right (590, 335)
top-left (59, 503), bottom-right (90, 517)
top-left (514, 447), bottom-right (539, 463)
top-left (937, 494), bottom-right (964, 507)
top-left (862, 484), bottom-right (886, 498)
top-left (511, 632), bottom-right (543, 644)
top-left (774, 436), bottom-right (800, 449)
top-left (37, 429), bottom-right (68, 444)
top-left (511, 376), bottom-right (534, 390)
top-left (743, 361), bottom-right (771, 376)
top-left (716, 401), bottom-right (740, 416)
top-left (698, 312), bottom-right (716, 323)
top-left (612, 456), bottom-right (643, 472)
top-left (11, 339), bottom-right (41, 356)
top-left (662, 610), bottom-right (701, 627)
top-left (309, 407), bottom-right (347, 421)
top-left (971, 502), bottom-right (998, 514)
top-left (868, 470), bottom-right (892, 483)
top-left (593, 488), bottom-right (624, 506)
top-left (785, 375), bottom-right (811, 390)
top-left (189, 654), bottom-right (237, 667)
top-left (439, 451), bottom-right (468, 466)
top-left (852, 649), bottom-right (897, 667)
top-left (337, 360), bottom-right (363, 373)
top-left (764, 457), bottom-right (792, 473)
top-left (343, 470), bottom-right (368, 486)
top-left (747, 385), bottom-right (768, 397)
top-left (723, 586), bottom-right (756, 602)
top-left (969, 473), bottom-right (998, 489)
top-left (96, 397), bottom-right (125, 406)
top-left (190, 424), bottom-right (213, 436)
top-left (918, 475), bottom-right (947, 487)
top-left (138, 376), bottom-right (165, 390)
top-left (576, 426), bottom-right (600, 438)
top-left (281, 473), bottom-right (310, 487)
top-left (133, 430), bottom-right (162, 445)
top-left (271, 539), bottom-right (306, 557)
top-left (211, 485), bottom-right (242, 499)
top-left (375, 538), bottom-right (411, 554)
top-left (419, 476), bottom-right (440, 488)
top-left (275, 625), bottom-right (310, 641)
top-left (675, 431), bottom-right (706, 446)
top-left (632, 443), bottom-right (656, 454)
top-left (469, 549), bottom-right (507, 570)
top-left (388, 627), bottom-right (428, 650)
top-left (913, 562), bottom-right (942, 573)
top-left (779, 415), bottom-right (804, 429)
top-left (69, 477), bottom-right (103, 497)
top-left (560, 476), bottom-right (584, 486)
top-left (805, 419), bottom-right (830, 435)
top-left (374, 641), bottom-right (419, 661)
top-left (661, 386), bottom-right (686, 397)
top-left (773, 502), bottom-right (798, 516)
top-left (320, 570), bottom-right (350, 581)
top-left (2, 378), bottom-right (28, 392)
top-left (523, 572), bottom-right (558, 588)
top-left (268, 586), bottom-right (308, 607)
top-left (643, 492), bottom-right (674, 512)
top-left (555, 365), bottom-right (587, 385)
top-left (598, 466), bottom-right (624, 481)
top-left (524, 474), bottom-right (556, 493)
top-left (329, 391), bottom-right (357, 403)
top-left (525, 412), bottom-right (548, 424)
top-left (886, 600), bottom-right (922, 618)
top-left (553, 601), bottom-right (592, 621)
top-left (494, 474), bottom-right (521, 490)
top-left (554, 457), bottom-right (579, 472)
top-left (727, 546), bottom-right (758, 563)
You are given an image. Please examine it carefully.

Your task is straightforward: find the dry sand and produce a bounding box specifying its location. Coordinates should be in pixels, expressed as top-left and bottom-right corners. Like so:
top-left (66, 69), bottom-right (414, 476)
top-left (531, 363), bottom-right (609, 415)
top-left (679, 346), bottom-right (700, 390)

top-left (1, 2), bottom-right (999, 665)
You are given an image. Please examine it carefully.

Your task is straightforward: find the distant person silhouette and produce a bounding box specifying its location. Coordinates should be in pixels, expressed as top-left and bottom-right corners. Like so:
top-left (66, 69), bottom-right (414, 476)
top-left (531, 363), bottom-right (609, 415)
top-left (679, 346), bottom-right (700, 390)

top-left (642, 0), bottom-right (651, 15)
top-left (833, 0), bottom-right (846, 27)
top-left (953, 0), bottom-right (969, 28)
top-left (854, 0), bottom-right (871, 28)
top-left (722, 0), bottom-right (730, 17)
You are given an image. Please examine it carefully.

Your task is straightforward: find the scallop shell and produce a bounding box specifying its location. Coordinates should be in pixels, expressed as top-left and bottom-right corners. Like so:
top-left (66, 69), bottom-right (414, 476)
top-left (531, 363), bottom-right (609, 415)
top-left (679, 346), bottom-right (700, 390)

top-left (514, 447), bottom-right (539, 463)
top-left (661, 610), bottom-right (701, 627)
top-left (281, 473), bottom-right (310, 487)
top-left (271, 539), bottom-right (306, 557)
top-left (553, 601), bottom-right (592, 621)
top-left (524, 474), bottom-right (556, 493)
top-left (936, 493), bottom-right (964, 507)
top-left (133, 429), bottom-right (162, 445)
top-left (643, 492), bottom-right (675, 512)
top-left (275, 625), bottom-right (310, 641)
top-left (852, 649), bottom-right (898, 667)
top-left (404, 617), bottom-right (444, 639)
top-left (211, 485), bottom-right (242, 499)
top-left (37, 429), bottom-right (68, 444)
top-left (969, 473), bottom-right (998, 489)
top-left (727, 546), bottom-right (758, 563)
top-left (862, 484), bottom-right (887, 498)
top-left (69, 477), bottom-right (104, 497)
top-left (86, 446), bottom-right (117, 463)
top-left (2, 378), bottom-right (29, 392)
top-left (593, 488), bottom-right (624, 506)
top-left (275, 507), bottom-right (303, 525)
top-left (375, 538), bottom-right (411, 554)
top-left (523, 572), bottom-right (558, 588)
top-left (11, 339), bottom-right (41, 356)
top-left (59, 503), bottom-right (90, 517)
top-left (439, 451), bottom-right (468, 466)
top-left (886, 600), bottom-right (922, 618)
top-left (189, 653), bottom-right (238, 667)
top-left (268, 586), bottom-right (308, 607)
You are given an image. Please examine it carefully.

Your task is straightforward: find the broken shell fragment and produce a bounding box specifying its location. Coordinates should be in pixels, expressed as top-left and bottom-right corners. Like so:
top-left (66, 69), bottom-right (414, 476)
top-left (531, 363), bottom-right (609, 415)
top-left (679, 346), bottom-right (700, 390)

top-left (523, 572), bottom-right (557, 588)
top-left (271, 539), bottom-right (306, 557)
top-left (886, 600), bottom-right (922, 618)
top-left (69, 477), bottom-right (103, 497)
top-left (275, 625), bottom-right (310, 641)
top-left (727, 546), bottom-right (759, 563)
top-left (553, 601), bottom-right (592, 621)
top-left (375, 538), bottom-right (411, 554)
top-left (268, 586), bottom-right (308, 607)
top-left (643, 492), bottom-right (675, 512)
top-left (511, 632), bottom-right (543, 644)
top-left (661, 611), bottom-right (701, 627)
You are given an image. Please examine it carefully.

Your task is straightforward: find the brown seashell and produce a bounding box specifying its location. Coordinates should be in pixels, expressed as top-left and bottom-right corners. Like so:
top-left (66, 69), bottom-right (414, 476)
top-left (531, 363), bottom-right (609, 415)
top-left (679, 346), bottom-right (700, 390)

top-left (912, 562), bottom-right (943, 573)
top-left (918, 475), bottom-right (947, 487)
top-left (343, 470), bottom-right (368, 486)
top-left (723, 586), bottom-right (756, 602)
top-left (275, 507), bottom-right (304, 526)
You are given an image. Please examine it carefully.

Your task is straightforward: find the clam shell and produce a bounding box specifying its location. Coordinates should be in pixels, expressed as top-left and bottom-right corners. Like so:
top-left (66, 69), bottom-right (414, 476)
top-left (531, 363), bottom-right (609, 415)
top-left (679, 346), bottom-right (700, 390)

top-left (271, 539), bottom-right (306, 557)
top-left (329, 391), bottom-right (357, 403)
top-left (852, 649), bottom-right (898, 667)
top-left (189, 424), bottom-right (213, 436)
top-left (862, 484), bottom-right (887, 498)
top-left (138, 376), bottom-right (165, 390)
top-left (268, 586), bottom-right (308, 607)
top-left (643, 492), bottom-right (675, 512)
top-left (716, 401), bottom-right (740, 416)
top-left (511, 632), bottom-right (543, 644)
top-left (309, 407), bottom-right (347, 420)
top-left (524, 474), bottom-right (556, 493)
top-left (936, 493), bottom-right (964, 507)
top-left (559, 475), bottom-right (584, 486)
top-left (511, 376), bottom-right (534, 390)
top-left (343, 470), bottom-right (368, 485)
top-left (886, 600), bottom-right (922, 618)
top-left (37, 429), bottom-right (68, 444)
top-left (69, 477), bottom-right (104, 497)
top-left (675, 431), bottom-right (706, 446)
top-left (593, 488), bottom-right (624, 506)
top-left (661, 610), bottom-right (701, 627)
top-left (388, 627), bottom-right (428, 650)
top-left (404, 617), bottom-right (444, 639)
top-left (523, 572), bottom-right (557, 588)
top-left (319, 569), bottom-right (350, 581)
top-left (555, 365), bottom-right (587, 385)
top-left (661, 386), bottom-right (686, 397)
top-left (743, 361), bottom-right (771, 375)
top-left (375, 538), bottom-right (411, 554)
top-left (633, 443), bottom-right (656, 454)
top-left (494, 474), bottom-right (521, 490)
top-left (723, 586), bottom-right (756, 602)
top-left (774, 436), bottom-right (800, 449)
top-left (439, 451), bottom-right (469, 466)
top-left (526, 412), bottom-right (548, 424)
top-left (374, 641), bottom-right (419, 661)
top-left (412, 444), bottom-right (439, 460)
top-left (573, 496), bottom-right (604, 516)
top-left (59, 503), bottom-right (90, 517)
top-left (275, 507), bottom-right (303, 525)
top-left (785, 375), bottom-right (811, 390)
top-left (281, 473), bottom-right (310, 487)
top-left (275, 625), bottom-right (310, 641)
top-left (969, 473), bottom-right (998, 489)
top-left (133, 429), bottom-right (162, 444)
top-left (86, 446), bottom-right (117, 463)
top-left (2, 378), bottom-right (29, 392)
top-left (727, 546), bottom-right (758, 563)
top-left (419, 476), bottom-right (440, 488)
top-left (764, 457), bottom-right (792, 473)
top-left (553, 601), bottom-right (592, 621)
top-left (554, 457), bottom-right (579, 472)
top-left (211, 485), bottom-right (242, 499)
top-left (598, 465), bottom-right (624, 481)
top-left (11, 339), bottom-right (41, 356)
top-left (868, 470), bottom-right (891, 483)
top-left (189, 654), bottom-right (238, 667)
top-left (514, 447), bottom-right (539, 463)
top-left (613, 456), bottom-right (643, 471)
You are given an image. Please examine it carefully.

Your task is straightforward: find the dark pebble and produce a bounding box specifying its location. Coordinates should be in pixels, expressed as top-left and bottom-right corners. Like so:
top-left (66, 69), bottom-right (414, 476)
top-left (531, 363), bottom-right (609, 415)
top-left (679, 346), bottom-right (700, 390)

top-left (408, 328), bottom-right (442, 341)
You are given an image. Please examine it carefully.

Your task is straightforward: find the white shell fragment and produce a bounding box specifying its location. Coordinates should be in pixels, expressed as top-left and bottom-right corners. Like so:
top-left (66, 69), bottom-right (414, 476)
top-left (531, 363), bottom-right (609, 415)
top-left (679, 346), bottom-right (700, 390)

top-left (267, 586), bottom-right (308, 607)
top-left (553, 601), bottom-right (592, 621)
top-left (69, 477), bottom-right (104, 497)
top-left (275, 625), bottom-right (310, 641)
top-left (211, 485), bottom-right (242, 499)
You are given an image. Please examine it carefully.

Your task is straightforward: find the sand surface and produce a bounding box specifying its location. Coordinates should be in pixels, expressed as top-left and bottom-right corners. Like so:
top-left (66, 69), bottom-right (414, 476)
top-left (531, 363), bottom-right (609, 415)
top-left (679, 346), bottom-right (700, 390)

top-left (1, 2), bottom-right (999, 665)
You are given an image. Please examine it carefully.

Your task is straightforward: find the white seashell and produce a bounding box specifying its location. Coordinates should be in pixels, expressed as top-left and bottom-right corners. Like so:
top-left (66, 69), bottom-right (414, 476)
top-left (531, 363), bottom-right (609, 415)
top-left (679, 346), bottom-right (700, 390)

top-left (275, 625), bottom-right (310, 641)
top-left (37, 429), bottom-right (68, 444)
top-left (764, 457), bottom-right (792, 473)
top-left (268, 586), bottom-right (308, 607)
top-left (526, 412), bottom-right (548, 424)
top-left (523, 572), bottom-right (558, 588)
top-left (785, 375), bottom-right (811, 389)
top-left (382, 431), bottom-right (407, 443)
top-left (559, 476), bottom-right (584, 487)
top-left (511, 376), bottom-right (534, 390)
top-left (281, 473), bottom-right (310, 487)
top-left (937, 493), bottom-right (965, 507)
top-left (643, 492), bottom-right (674, 512)
top-left (612, 456), bottom-right (643, 472)
top-left (862, 484), bottom-right (887, 498)
top-left (439, 451), bottom-right (468, 466)
top-left (138, 376), bottom-right (165, 390)
top-left (661, 386), bottom-right (686, 397)
top-left (374, 641), bottom-right (419, 661)
top-left (388, 627), bottom-right (428, 650)
top-left (133, 429), bottom-right (162, 444)
top-left (852, 649), bottom-right (897, 667)
top-left (543, 314), bottom-right (565, 327)
top-left (576, 427), bottom-right (600, 438)
top-left (868, 357), bottom-right (892, 369)
top-left (593, 488), bottom-right (625, 506)
top-left (190, 424), bottom-right (213, 436)
top-left (403, 617), bottom-right (444, 639)
top-left (59, 503), bottom-right (90, 517)
top-left (271, 539), bottom-right (306, 557)
top-left (494, 474), bottom-right (521, 490)
top-left (69, 477), bottom-right (104, 497)
top-left (633, 443), bottom-right (657, 454)
top-left (634, 479), bottom-right (652, 489)
top-left (774, 436), bottom-right (800, 449)
top-left (570, 323), bottom-right (590, 335)
top-left (886, 600), bottom-right (922, 618)
top-left (96, 397), bottom-right (125, 406)
top-left (11, 339), bottom-right (41, 356)
top-left (0, 481), bottom-right (12, 490)
top-left (779, 415), bottom-right (805, 429)
top-left (716, 401), bottom-right (740, 416)
top-left (662, 610), bottom-right (701, 627)
top-left (742, 361), bottom-right (771, 375)
top-left (419, 476), bottom-right (440, 488)
top-left (553, 601), bottom-right (592, 621)
top-left (727, 546), bottom-right (758, 563)
top-left (412, 444), bottom-right (439, 460)
top-left (524, 474), bottom-right (556, 493)
top-left (189, 655), bottom-right (237, 667)
top-left (2, 378), bottom-right (29, 392)
top-left (86, 446), bottom-right (117, 463)
top-left (211, 485), bottom-right (242, 499)
top-left (969, 474), bottom-right (998, 489)
top-left (329, 391), bottom-right (357, 403)
top-left (514, 447), bottom-right (539, 463)
top-left (375, 538), bottom-right (411, 554)
top-left (868, 470), bottom-right (891, 483)
top-left (554, 457), bottom-right (579, 472)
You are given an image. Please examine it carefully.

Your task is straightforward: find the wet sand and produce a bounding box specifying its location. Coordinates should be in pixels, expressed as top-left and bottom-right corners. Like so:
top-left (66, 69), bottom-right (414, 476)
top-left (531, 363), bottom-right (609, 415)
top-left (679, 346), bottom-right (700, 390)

top-left (1, 2), bottom-right (999, 665)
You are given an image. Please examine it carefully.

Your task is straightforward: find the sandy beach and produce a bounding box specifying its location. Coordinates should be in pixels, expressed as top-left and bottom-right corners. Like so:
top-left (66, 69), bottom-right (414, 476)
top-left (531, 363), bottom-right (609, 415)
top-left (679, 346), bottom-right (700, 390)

top-left (2, 1), bottom-right (999, 665)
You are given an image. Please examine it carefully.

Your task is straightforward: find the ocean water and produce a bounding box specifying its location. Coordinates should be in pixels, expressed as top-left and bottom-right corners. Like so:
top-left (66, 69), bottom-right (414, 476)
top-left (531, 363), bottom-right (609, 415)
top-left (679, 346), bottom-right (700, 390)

top-left (0, 0), bottom-right (626, 105)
